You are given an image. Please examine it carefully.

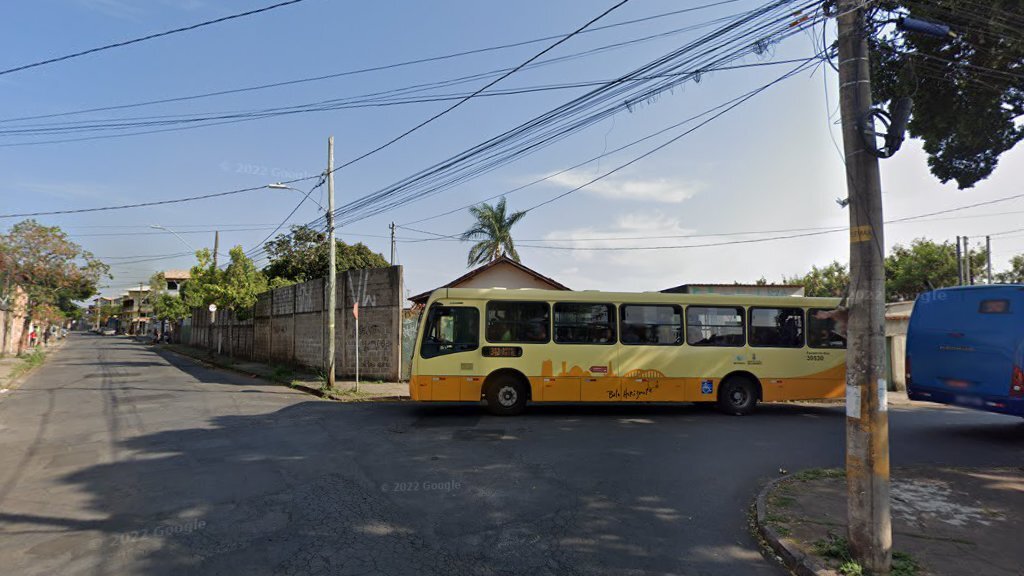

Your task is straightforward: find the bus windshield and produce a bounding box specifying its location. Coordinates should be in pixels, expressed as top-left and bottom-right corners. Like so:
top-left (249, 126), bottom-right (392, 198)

top-left (421, 305), bottom-right (479, 358)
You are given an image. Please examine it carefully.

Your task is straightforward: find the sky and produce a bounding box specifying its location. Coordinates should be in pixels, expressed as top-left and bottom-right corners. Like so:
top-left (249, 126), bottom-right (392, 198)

top-left (2, 0), bottom-right (1023, 302)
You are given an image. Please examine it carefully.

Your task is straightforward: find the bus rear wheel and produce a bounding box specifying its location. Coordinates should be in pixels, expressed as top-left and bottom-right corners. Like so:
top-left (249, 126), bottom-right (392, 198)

top-left (485, 375), bottom-right (528, 416)
top-left (718, 376), bottom-right (758, 415)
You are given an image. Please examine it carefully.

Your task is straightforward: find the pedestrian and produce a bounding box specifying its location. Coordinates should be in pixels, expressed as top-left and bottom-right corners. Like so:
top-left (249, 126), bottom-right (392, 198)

top-left (43, 328), bottom-right (51, 346)
top-left (28, 328), bottom-right (37, 348)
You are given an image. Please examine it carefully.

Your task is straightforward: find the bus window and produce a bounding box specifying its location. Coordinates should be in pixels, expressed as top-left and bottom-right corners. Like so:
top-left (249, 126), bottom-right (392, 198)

top-left (620, 304), bottom-right (682, 345)
top-left (554, 303), bottom-right (616, 344)
top-left (686, 306), bottom-right (744, 347)
top-left (420, 305), bottom-right (479, 359)
top-left (749, 307), bottom-right (804, 348)
top-left (486, 301), bottom-right (550, 343)
top-left (808, 308), bottom-right (847, 349)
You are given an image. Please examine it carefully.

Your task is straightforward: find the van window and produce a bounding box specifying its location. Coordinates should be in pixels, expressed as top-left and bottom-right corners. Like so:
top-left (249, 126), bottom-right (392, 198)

top-left (620, 304), bottom-right (682, 345)
top-left (979, 299), bottom-right (1010, 314)
top-left (486, 301), bottom-right (550, 343)
top-left (686, 306), bottom-right (745, 347)
top-left (420, 305), bottom-right (479, 359)
top-left (554, 303), bottom-right (616, 344)
top-left (808, 308), bottom-right (847, 349)
top-left (749, 307), bottom-right (804, 348)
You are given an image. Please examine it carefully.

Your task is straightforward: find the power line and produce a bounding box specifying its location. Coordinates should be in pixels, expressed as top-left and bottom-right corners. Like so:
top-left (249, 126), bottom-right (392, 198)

top-left (0, 175), bottom-right (317, 219)
top-left (322, 0), bottom-right (637, 180)
top-left (0, 0), bottom-right (308, 77)
top-left (0, 0), bottom-right (744, 124)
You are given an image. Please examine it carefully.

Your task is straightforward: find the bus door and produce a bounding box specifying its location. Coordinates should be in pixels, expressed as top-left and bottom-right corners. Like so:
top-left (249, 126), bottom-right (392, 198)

top-left (617, 304), bottom-right (684, 401)
top-left (551, 302), bottom-right (617, 402)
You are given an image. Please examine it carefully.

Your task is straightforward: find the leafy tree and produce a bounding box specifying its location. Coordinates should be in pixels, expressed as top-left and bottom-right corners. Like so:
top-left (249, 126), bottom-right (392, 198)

top-left (263, 225), bottom-right (388, 282)
top-left (995, 254), bottom-right (1024, 284)
top-left (885, 238), bottom-right (986, 300)
top-left (0, 219), bottom-right (108, 354)
top-left (784, 261), bottom-right (850, 297)
top-left (869, 1), bottom-right (1024, 188)
top-left (461, 197), bottom-right (526, 266)
top-left (149, 272), bottom-right (189, 323)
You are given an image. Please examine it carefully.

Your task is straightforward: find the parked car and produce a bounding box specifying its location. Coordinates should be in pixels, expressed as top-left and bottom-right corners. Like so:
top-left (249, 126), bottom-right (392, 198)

top-left (101, 328), bottom-right (116, 336)
top-left (906, 285), bottom-right (1024, 417)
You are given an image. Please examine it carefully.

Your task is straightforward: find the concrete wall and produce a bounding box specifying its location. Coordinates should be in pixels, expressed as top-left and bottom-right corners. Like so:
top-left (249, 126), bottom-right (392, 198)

top-left (190, 266), bottom-right (403, 380)
top-left (0, 286), bottom-right (28, 356)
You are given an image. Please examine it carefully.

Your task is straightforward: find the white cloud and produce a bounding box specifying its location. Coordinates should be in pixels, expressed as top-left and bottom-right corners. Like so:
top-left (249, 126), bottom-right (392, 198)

top-left (547, 170), bottom-right (700, 204)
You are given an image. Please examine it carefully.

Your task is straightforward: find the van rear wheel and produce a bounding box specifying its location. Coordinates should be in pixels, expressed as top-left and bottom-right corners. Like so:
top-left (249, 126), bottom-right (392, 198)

top-left (718, 376), bottom-right (758, 415)
top-left (485, 375), bottom-right (528, 416)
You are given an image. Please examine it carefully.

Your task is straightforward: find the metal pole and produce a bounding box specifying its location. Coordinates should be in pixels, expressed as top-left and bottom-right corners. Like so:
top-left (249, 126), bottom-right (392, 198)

top-left (956, 236), bottom-right (963, 285)
top-left (326, 136), bottom-right (337, 389)
top-left (213, 231), bottom-right (220, 269)
top-left (986, 236), bottom-right (993, 284)
top-left (837, 1), bottom-right (891, 572)
top-left (355, 311), bottom-right (360, 392)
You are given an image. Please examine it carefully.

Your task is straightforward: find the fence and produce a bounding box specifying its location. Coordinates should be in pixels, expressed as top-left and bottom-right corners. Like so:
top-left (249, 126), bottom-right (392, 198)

top-left (189, 266), bottom-right (403, 381)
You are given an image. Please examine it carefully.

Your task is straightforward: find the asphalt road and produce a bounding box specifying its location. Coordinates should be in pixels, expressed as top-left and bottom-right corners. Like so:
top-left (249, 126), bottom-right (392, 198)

top-left (1, 334), bottom-right (1021, 576)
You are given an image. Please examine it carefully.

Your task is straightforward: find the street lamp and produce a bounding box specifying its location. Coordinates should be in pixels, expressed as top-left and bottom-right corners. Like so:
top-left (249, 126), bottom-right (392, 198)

top-left (150, 224), bottom-right (197, 252)
top-left (267, 183), bottom-right (326, 211)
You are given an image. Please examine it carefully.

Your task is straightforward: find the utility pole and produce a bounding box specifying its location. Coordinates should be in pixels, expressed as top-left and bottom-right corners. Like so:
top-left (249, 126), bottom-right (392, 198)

top-left (213, 231), bottom-right (220, 269)
top-left (836, 1), bottom-right (891, 573)
top-left (965, 235), bottom-right (974, 285)
top-left (390, 222), bottom-right (396, 265)
top-left (326, 136), bottom-right (337, 389)
top-left (986, 236), bottom-right (993, 284)
top-left (94, 297), bottom-right (101, 331)
top-left (956, 236), bottom-right (963, 285)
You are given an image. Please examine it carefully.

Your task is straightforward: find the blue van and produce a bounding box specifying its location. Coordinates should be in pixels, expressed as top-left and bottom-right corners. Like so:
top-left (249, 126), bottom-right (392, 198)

top-left (906, 286), bottom-right (1024, 417)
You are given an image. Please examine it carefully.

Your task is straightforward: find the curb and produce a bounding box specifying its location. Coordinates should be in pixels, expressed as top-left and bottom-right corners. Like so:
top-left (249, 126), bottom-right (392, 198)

top-left (754, 474), bottom-right (838, 576)
top-left (157, 345), bottom-right (329, 400)
top-left (0, 339), bottom-right (68, 398)
top-left (156, 345), bottom-right (407, 402)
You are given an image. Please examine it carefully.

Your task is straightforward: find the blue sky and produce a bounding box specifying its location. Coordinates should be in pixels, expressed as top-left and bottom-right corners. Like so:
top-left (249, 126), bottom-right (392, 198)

top-left (3, 0), bottom-right (1024, 301)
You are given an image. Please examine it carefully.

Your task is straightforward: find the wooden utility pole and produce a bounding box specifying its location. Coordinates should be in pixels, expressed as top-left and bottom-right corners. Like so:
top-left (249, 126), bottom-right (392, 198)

top-left (390, 222), bottom-right (396, 265)
top-left (326, 136), bottom-right (337, 388)
top-left (213, 231), bottom-right (220, 269)
top-left (836, 1), bottom-right (892, 573)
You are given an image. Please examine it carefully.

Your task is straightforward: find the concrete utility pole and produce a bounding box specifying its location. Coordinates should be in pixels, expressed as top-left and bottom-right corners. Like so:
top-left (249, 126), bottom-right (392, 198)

top-left (836, 1), bottom-right (892, 572)
top-left (390, 222), bottom-right (396, 265)
top-left (986, 236), bottom-right (993, 284)
top-left (213, 231), bottom-right (220, 269)
top-left (956, 236), bottom-right (963, 285)
top-left (94, 297), bottom-right (100, 331)
top-left (326, 136), bottom-right (337, 388)
top-left (965, 236), bottom-right (971, 283)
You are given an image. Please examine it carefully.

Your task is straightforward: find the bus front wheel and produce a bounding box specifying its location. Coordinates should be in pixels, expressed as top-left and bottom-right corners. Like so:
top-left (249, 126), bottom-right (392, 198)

top-left (485, 375), bottom-right (528, 416)
top-left (718, 376), bottom-right (758, 415)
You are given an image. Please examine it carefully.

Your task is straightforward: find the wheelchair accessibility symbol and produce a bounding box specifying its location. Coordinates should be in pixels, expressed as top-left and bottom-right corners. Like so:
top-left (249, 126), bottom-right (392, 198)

top-left (701, 379), bottom-right (714, 395)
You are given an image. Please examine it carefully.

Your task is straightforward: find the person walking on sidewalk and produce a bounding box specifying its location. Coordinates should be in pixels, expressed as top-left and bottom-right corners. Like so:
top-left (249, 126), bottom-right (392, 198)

top-left (42, 328), bottom-right (50, 346)
top-left (28, 328), bottom-right (37, 348)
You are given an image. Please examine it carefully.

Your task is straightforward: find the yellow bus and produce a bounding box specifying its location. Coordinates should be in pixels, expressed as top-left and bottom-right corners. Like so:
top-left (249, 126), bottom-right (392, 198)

top-left (410, 288), bottom-right (847, 415)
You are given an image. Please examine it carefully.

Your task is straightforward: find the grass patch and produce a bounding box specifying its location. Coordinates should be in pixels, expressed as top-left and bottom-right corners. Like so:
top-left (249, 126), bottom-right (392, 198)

top-left (794, 468), bottom-right (845, 482)
top-left (770, 494), bottom-right (797, 508)
top-left (812, 532), bottom-right (919, 576)
top-left (891, 551), bottom-right (920, 576)
top-left (268, 364), bottom-right (294, 383)
top-left (6, 349), bottom-right (46, 382)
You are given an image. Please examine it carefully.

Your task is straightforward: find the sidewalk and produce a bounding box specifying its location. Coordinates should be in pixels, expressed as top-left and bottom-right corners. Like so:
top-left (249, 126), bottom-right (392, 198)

top-left (0, 338), bottom-right (66, 394)
top-left (755, 466), bottom-right (1024, 576)
top-left (160, 343), bottom-right (409, 402)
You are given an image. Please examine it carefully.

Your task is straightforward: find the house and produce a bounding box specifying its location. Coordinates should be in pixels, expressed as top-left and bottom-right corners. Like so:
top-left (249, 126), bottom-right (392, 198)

top-left (160, 269), bottom-right (190, 296)
top-left (662, 283), bottom-right (806, 297)
top-left (121, 286), bottom-right (152, 335)
top-left (408, 255), bottom-right (570, 310)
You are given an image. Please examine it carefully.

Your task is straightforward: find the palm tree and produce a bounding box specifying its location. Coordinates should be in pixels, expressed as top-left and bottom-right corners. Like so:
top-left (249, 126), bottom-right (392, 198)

top-left (461, 197), bottom-right (526, 267)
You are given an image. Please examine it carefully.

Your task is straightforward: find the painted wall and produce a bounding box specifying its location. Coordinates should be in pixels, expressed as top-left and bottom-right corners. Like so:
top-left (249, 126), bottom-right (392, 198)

top-left (455, 262), bottom-right (563, 291)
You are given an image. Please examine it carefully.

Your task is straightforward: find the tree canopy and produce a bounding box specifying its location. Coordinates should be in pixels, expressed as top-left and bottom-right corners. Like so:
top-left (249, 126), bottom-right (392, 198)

top-left (149, 272), bottom-right (190, 322)
top-left (869, 1), bottom-right (1024, 188)
top-left (461, 197), bottom-right (526, 267)
top-left (262, 225), bottom-right (388, 283)
top-left (0, 219), bottom-right (108, 352)
top-left (784, 261), bottom-right (851, 297)
top-left (183, 247), bottom-right (268, 318)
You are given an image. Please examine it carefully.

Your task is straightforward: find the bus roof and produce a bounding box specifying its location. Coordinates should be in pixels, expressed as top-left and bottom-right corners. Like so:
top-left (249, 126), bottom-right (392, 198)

top-left (427, 287), bottom-right (843, 308)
